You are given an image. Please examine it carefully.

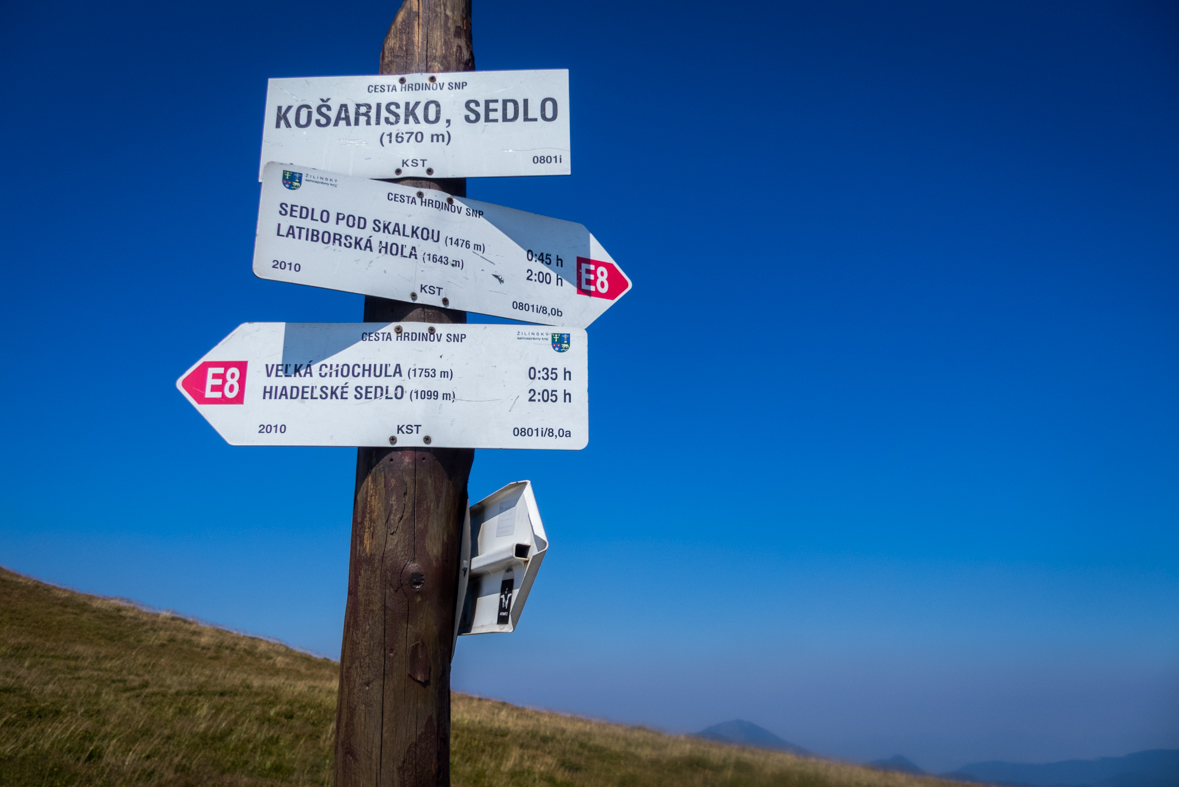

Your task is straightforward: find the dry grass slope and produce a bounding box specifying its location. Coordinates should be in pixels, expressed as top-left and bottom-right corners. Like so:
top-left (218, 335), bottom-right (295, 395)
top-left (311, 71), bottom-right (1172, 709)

top-left (0, 566), bottom-right (336, 785)
top-left (451, 696), bottom-right (947, 787)
top-left (0, 567), bottom-right (966, 787)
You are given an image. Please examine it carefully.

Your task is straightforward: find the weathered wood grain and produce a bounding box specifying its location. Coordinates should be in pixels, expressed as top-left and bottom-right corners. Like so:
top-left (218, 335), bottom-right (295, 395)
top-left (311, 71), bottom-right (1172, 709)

top-left (380, 0), bottom-right (474, 77)
top-left (334, 2), bottom-right (475, 785)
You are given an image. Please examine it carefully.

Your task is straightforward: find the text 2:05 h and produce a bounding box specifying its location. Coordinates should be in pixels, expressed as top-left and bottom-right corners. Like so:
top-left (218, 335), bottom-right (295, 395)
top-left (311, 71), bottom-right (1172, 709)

top-left (529, 388), bottom-right (572, 403)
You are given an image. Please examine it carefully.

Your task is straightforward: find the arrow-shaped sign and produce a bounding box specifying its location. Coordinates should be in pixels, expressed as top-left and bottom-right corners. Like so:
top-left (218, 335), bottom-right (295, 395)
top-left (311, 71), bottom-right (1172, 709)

top-left (177, 322), bottom-right (588, 449)
top-left (254, 163), bottom-right (631, 328)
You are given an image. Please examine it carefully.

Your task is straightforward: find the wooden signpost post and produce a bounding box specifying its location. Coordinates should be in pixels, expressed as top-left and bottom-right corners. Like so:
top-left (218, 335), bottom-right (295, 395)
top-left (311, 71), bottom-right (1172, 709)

top-left (335, 3), bottom-right (475, 785)
top-left (176, 1), bottom-right (632, 784)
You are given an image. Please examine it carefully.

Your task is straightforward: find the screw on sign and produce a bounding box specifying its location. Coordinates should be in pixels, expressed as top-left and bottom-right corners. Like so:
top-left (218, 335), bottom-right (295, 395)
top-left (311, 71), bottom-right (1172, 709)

top-left (181, 361), bottom-right (248, 405)
top-left (575, 257), bottom-right (627, 300)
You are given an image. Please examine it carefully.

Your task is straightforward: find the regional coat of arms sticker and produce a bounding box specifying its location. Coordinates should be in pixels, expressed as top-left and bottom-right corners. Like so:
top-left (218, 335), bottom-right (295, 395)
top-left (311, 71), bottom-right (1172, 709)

top-left (551, 333), bottom-right (570, 352)
top-left (282, 170), bottom-right (303, 190)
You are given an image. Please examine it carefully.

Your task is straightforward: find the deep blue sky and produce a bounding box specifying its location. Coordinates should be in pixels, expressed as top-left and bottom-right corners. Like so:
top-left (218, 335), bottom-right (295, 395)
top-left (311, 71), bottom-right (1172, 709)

top-left (2, 0), bottom-right (1176, 773)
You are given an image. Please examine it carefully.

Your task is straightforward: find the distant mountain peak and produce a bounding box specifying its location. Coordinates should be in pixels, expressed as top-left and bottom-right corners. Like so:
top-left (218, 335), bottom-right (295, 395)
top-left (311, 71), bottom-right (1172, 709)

top-left (871, 755), bottom-right (925, 775)
top-left (694, 720), bottom-right (810, 756)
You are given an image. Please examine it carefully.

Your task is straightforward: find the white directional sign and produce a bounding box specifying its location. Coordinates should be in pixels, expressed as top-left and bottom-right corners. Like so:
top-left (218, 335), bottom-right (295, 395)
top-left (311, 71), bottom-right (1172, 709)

top-left (254, 163), bottom-right (631, 328)
top-left (260, 70), bottom-right (570, 180)
top-left (455, 481), bottom-right (548, 638)
top-left (177, 323), bottom-right (587, 449)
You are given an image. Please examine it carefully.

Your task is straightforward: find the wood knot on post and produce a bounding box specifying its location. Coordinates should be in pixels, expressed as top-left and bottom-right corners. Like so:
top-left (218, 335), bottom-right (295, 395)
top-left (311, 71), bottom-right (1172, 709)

top-left (408, 640), bottom-right (431, 684)
top-left (400, 562), bottom-right (425, 593)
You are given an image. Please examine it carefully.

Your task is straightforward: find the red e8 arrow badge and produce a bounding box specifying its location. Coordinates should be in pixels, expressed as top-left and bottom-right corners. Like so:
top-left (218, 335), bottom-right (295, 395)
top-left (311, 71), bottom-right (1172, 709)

top-left (575, 258), bottom-right (628, 300)
top-left (181, 361), bottom-right (248, 405)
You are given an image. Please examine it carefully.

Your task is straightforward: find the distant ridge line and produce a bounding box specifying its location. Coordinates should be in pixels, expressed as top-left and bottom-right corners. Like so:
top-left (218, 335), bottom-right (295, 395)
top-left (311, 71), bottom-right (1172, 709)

top-left (0, 562), bottom-right (335, 661)
top-left (871, 755), bottom-right (925, 776)
top-left (942, 749), bottom-right (1179, 787)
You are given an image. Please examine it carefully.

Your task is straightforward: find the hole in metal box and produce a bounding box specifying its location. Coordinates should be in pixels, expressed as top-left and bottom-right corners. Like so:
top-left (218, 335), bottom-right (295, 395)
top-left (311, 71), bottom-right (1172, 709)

top-left (514, 543), bottom-right (530, 559)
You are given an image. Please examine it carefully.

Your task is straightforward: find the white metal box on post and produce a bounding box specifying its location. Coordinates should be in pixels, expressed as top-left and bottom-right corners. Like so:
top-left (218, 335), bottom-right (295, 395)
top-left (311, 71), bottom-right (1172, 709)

top-left (454, 481), bottom-right (548, 640)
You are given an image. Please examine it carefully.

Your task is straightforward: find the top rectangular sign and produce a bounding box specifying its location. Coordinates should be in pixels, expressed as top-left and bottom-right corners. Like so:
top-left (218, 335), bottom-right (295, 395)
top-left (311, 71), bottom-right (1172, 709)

top-left (260, 70), bottom-right (570, 181)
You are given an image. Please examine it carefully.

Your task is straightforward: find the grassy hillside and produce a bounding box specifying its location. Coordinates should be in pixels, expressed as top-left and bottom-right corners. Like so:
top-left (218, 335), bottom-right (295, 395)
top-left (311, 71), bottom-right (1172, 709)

top-left (0, 566), bottom-right (960, 787)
